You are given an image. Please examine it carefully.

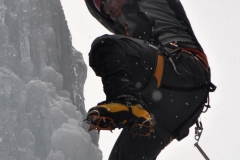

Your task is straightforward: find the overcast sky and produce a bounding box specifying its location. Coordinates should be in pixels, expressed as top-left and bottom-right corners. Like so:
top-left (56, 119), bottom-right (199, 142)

top-left (61, 0), bottom-right (240, 159)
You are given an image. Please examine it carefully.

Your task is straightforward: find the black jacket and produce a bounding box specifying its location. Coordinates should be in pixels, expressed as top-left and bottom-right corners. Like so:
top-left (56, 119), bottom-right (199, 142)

top-left (85, 0), bottom-right (204, 52)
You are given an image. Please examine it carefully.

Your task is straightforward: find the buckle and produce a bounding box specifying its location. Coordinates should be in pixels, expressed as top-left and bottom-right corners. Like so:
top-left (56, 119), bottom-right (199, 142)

top-left (195, 120), bottom-right (203, 141)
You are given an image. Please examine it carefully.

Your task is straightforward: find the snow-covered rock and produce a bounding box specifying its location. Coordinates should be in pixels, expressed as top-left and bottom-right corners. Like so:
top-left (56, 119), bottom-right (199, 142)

top-left (0, 0), bottom-right (101, 159)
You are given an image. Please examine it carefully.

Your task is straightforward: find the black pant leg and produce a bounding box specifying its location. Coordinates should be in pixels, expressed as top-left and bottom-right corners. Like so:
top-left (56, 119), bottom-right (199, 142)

top-left (109, 126), bottom-right (170, 160)
top-left (89, 43), bottom-right (140, 102)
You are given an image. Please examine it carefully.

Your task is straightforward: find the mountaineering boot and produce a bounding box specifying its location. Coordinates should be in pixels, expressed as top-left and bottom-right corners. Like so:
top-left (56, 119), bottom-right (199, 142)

top-left (85, 103), bottom-right (154, 137)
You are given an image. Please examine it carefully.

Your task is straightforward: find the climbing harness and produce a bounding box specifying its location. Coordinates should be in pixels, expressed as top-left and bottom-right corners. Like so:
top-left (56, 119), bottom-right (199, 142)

top-left (157, 42), bottom-right (216, 160)
top-left (157, 42), bottom-right (184, 74)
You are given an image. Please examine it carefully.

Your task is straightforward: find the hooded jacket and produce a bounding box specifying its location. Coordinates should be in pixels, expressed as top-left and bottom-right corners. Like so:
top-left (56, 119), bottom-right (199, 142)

top-left (85, 0), bottom-right (204, 52)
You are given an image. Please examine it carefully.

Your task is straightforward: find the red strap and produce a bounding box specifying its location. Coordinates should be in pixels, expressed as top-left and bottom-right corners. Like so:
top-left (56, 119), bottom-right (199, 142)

top-left (183, 48), bottom-right (208, 65)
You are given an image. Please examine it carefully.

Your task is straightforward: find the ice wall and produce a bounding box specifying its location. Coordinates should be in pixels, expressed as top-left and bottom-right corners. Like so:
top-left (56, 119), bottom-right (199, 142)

top-left (0, 0), bottom-right (101, 159)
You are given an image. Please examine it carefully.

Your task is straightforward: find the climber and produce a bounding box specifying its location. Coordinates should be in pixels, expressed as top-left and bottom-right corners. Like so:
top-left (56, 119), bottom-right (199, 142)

top-left (84, 0), bottom-right (216, 159)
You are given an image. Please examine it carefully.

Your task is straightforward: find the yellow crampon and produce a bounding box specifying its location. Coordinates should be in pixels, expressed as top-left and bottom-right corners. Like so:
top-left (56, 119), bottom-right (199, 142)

top-left (85, 103), bottom-right (154, 137)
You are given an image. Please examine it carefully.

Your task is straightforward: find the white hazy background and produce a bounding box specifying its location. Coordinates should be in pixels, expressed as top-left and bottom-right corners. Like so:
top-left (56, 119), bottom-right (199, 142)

top-left (61, 0), bottom-right (240, 159)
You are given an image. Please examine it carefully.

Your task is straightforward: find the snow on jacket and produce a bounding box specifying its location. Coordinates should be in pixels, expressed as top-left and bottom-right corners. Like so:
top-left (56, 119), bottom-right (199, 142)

top-left (85, 0), bottom-right (204, 52)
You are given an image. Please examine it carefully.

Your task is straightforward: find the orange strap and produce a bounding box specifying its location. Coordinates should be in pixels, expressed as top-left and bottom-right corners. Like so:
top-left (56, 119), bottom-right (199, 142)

top-left (154, 55), bottom-right (164, 87)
